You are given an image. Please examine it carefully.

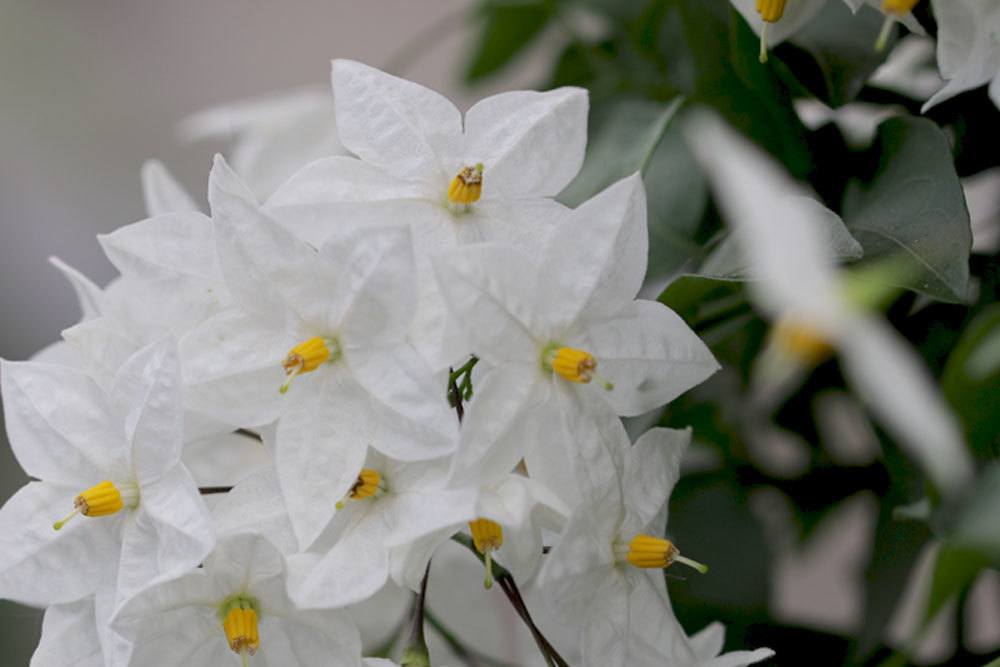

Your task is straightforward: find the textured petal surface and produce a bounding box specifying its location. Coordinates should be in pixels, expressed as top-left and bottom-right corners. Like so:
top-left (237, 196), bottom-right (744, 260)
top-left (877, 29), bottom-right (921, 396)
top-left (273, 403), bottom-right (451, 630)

top-left (211, 466), bottom-right (298, 555)
top-left (98, 212), bottom-right (218, 287)
top-left (31, 598), bottom-right (104, 667)
top-left (620, 427), bottom-right (690, 536)
top-left (461, 87), bottom-right (588, 198)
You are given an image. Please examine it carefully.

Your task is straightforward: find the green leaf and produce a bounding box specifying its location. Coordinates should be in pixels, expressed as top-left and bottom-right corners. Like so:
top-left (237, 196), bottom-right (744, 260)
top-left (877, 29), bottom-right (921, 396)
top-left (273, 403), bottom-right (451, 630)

top-left (844, 116), bottom-right (972, 303)
top-left (923, 545), bottom-right (987, 626)
top-left (942, 303), bottom-right (1000, 459)
top-left (560, 97), bottom-right (706, 284)
top-left (464, 0), bottom-right (554, 83)
top-left (780, 1), bottom-right (894, 107)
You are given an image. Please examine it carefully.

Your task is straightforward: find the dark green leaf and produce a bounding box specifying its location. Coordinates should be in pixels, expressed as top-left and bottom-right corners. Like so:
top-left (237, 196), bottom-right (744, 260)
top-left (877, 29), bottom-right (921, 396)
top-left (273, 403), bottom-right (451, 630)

top-left (464, 1), bottom-right (554, 83)
top-left (844, 116), bottom-right (972, 303)
top-left (942, 303), bottom-right (1000, 459)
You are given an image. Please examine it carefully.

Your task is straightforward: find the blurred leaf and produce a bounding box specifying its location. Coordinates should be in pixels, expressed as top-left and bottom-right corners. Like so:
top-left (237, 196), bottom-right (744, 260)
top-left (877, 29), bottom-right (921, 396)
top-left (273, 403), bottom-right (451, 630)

top-left (924, 545), bottom-right (987, 626)
top-left (780, 1), bottom-right (893, 107)
top-left (844, 117), bottom-right (972, 303)
top-left (464, 0), bottom-right (555, 83)
top-left (942, 303), bottom-right (1000, 459)
top-left (560, 97), bottom-right (706, 284)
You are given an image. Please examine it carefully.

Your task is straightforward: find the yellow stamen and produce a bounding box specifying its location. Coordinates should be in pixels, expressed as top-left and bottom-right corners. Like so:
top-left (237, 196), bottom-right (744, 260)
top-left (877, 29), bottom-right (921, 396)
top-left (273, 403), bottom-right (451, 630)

top-left (621, 534), bottom-right (709, 574)
top-left (548, 346), bottom-right (613, 390)
top-left (883, 0), bottom-right (918, 13)
top-left (469, 518), bottom-right (503, 589)
top-left (447, 163), bottom-right (484, 205)
top-left (335, 468), bottom-right (384, 509)
top-left (280, 337), bottom-right (335, 394)
top-left (772, 319), bottom-right (834, 366)
top-left (755, 0), bottom-right (786, 63)
top-left (222, 599), bottom-right (260, 659)
top-left (875, 0), bottom-right (917, 51)
top-left (53, 481), bottom-right (136, 530)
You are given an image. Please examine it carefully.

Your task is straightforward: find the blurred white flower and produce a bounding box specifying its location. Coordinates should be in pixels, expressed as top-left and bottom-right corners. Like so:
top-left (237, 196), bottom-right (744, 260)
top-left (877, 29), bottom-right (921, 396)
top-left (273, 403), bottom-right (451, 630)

top-left (266, 60), bottom-right (587, 368)
top-left (925, 0), bottom-right (1000, 110)
top-left (0, 339), bottom-right (214, 610)
top-left (116, 532), bottom-right (362, 667)
top-left (434, 174), bottom-right (717, 504)
top-left (688, 113), bottom-right (975, 498)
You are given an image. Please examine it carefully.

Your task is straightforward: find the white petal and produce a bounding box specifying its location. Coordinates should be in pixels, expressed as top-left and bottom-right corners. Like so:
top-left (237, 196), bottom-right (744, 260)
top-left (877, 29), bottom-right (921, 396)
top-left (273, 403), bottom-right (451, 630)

top-left (31, 598), bottom-right (104, 667)
top-left (576, 300), bottom-right (719, 416)
top-left (461, 87), bottom-right (588, 198)
top-left (1, 359), bottom-right (119, 485)
top-left (617, 568), bottom-right (699, 666)
top-left (275, 373), bottom-right (371, 550)
top-left (182, 429), bottom-right (272, 489)
top-left (543, 173), bottom-right (649, 327)
top-left (98, 212), bottom-right (218, 286)
top-left (326, 224), bottom-right (416, 346)
top-left (620, 427), bottom-right (690, 536)
top-left (383, 487), bottom-right (477, 547)
top-left (206, 532), bottom-right (288, 593)
top-left (111, 339), bottom-right (184, 484)
top-left (432, 244), bottom-right (544, 364)
top-left (141, 159), bottom-right (200, 217)
top-left (179, 308), bottom-right (293, 428)
top-left (331, 59), bottom-right (461, 182)
top-left (730, 0), bottom-right (828, 45)
top-left (839, 317), bottom-right (974, 496)
top-left (469, 197), bottom-right (571, 254)
top-left (345, 344), bottom-right (457, 461)
top-left (136, 464), bottom-right (214, 576)
top-left (260, 612), bottom-right (362, 667)
top-left (0, 482), bottom-right (117, 606)
top-left (449, 364), bottom-right (547, 486)
top-left (48, 256), bottom-right (104, 322)
top-left (210, 155), bottom-right (338, 327)
top-left (118, 602), bottom-right (224, 667)
top-left (211, 466), bottom-right (298, 555)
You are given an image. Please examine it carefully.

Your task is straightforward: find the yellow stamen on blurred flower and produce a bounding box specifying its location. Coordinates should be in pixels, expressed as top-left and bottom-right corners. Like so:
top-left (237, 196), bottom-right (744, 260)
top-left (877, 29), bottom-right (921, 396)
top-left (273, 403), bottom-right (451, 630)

top-left (876, 0), bottom-right (919, 51)
top-left (616, 534), bottom-right (708, 574)
top-left (447, 163), bottom-right (484, 205)
top-left (772, 319), bottom-right (834, 366)
top-left (280, 337), bottom-right (337, 394)
top-left (756, 0), bottom-right (787, 63)
top-left (543, 344), bottom-right (614, 390)
top-left (336, 468), bottom-right (385, 509)
top-left (53, 480), bottom-right (138, 530)
top-left (220, 596), bottom-right (260, 664)
top-left (469, 518), bottom-right (503, 589)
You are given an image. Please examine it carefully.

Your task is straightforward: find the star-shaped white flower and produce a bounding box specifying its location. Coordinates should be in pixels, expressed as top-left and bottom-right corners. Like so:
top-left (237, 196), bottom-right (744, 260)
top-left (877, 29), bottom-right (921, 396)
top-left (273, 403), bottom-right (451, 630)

top-left (0, 339), bottom-right (214, 610)
top-left (433, 174), bottom-right (718, 504)
top-left (265, 60), bottom-right (587, 367)
top-left (115, 532), bottom-right (362, 667)
top-left (31, 597), bottom-right (105, 667)
top-left (181, 157), bottom-right (457, 550)
top-left (539, 420), bottom-right (773, 667)
top-left (924, 0), bottom-right (1000, 111)
top-left (688, 113), bottom-right (975, 497)
top-left (287, 451), bottom-right (477, 609)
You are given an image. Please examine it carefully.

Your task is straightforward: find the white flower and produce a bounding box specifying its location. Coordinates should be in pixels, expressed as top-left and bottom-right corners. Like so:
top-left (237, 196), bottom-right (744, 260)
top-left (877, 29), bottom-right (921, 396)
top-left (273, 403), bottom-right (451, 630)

top-left (140, 159), bottom-right (200, 217)
top-left (182, 157), bottom-right (457, 550)
top-left (265, 60), bottom-right (586, 367)
top-left (924, 0), bottom-right (1000, 111)
top-left (31, 597), bottom-right (104, 667)
top-left (179, 87), bottom-right (348, 200)
top-left (0, 339), bottom-right (214, 609)
top-left (433, 174), bottom-right (718, 504)
top-left (539, 420), bottom-right (773, 667)
top-left (687, 113), bottom-right (975, 497)
top-left (287, 451), bottom-right (476, 609)
top-left (115, 532), bottom-right (362, 667)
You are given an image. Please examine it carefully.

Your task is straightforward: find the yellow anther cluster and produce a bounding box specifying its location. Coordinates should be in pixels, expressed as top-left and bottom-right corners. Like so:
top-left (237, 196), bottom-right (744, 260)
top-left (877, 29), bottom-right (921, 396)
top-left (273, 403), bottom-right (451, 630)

top-left (756, 0), bottom-right (787, 22)
top-left (772, 319), bottom-right (834, 366)
top-left (626, 534), bottom-right (678, 569)
top-left (551, 347), bottom-right (597, 384)
top-left (54, 481), bottom-right (129, 531)
top-left (349, 468), bottom-right (382, 501)
top-left (469, 518), bottom-right (504, 554)
top-left (223, 602), bottom-right (260, 658)
top-left (447, 164), bottom-right (484, 205)
top-left (280, 337), bottom-right (335, 394)
top-left (883, 0), bottom-right (918, 14)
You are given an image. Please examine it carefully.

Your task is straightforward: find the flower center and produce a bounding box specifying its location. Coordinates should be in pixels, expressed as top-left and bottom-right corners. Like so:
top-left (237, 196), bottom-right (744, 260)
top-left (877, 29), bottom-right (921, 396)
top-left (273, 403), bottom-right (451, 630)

top-left (335, 468), bottom-right (386, 509)
top-left (219, 595), bottom-right (260, 666)
top-left (614, 534), bottom-right (708, 574)
top-left (468, 518), bottom-right (503, 589)
top-left (771, 318), bottom-right (833, 366)
top-left (755, 0), bottom-right (787, 63)
top-left (541, 343), bottom-right (614, 390)
top-left (447, 163), bottom-right (484, 206)
top-left (53, 480), bottom-right (139, 530)
top-left (280, 336), bottom-right (340, 394)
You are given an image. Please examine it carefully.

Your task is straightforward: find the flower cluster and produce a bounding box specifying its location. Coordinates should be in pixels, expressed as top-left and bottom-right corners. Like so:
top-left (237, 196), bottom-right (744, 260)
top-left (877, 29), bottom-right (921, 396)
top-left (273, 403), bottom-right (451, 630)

top-left (7, 45), bottom-right (979, 665)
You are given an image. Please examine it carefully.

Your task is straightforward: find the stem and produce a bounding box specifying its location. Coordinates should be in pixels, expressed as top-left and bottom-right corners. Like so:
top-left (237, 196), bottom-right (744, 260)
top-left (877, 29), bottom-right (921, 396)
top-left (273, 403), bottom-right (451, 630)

top-left (451, 533), bottom-right (570, 667)
top-left (199, 486), bottom-right (234, 495)
top-left (401, 561), bottom-right (432, 667)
